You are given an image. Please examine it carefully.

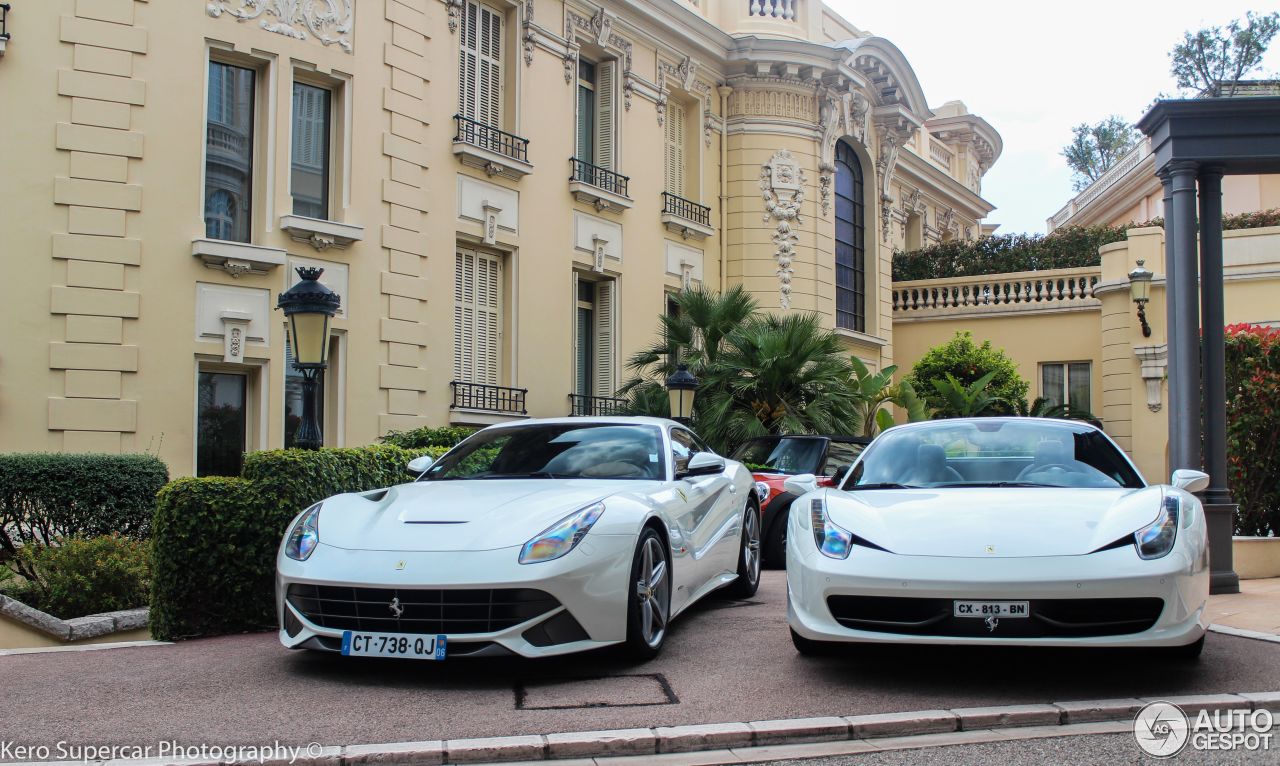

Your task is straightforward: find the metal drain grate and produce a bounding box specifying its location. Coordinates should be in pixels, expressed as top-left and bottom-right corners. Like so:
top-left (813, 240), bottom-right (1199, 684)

top-left (515, 673), bottom-right (679, 710)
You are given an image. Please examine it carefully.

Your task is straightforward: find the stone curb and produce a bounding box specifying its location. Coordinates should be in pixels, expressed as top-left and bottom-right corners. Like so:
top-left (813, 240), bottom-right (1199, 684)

top-left (0, 593), bottom-right (148, 642)
top-left (63, 691), bottom-right (1277, 766)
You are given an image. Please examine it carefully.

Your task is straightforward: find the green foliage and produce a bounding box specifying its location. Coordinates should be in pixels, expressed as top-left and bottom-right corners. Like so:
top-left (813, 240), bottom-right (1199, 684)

top-left (1017, 396), bottom-right (1099, 426)
top-left (1170, 12), bottom-right (1280, 97)
top-left (0, 453), bottom-right (168, 580)
top-left (1062, 116), bottom-right (1140, 192)
top-left (893, 225), bottom-right (1130, 281)
top-left (379, 426), bottom-right (476, 450)
top-left (848, 357), bottom-right (931, 436)
top-left (1224, 324), bottom-right (1280, 536)
top-left (5, 534), bottom-right (151, 619)
top-left (150, 445), bottom-right (430, 640)
top-left (928, 372), bottom-right (1008, 418)
top-left (1224, 209), bottom-right (1280, 231)
top-left (906, 332), bottom-right (1029, 417)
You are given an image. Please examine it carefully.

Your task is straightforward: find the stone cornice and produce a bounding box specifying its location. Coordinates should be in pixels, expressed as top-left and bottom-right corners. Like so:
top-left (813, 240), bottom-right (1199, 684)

top-left (895, 150), bottom-right (996, 217)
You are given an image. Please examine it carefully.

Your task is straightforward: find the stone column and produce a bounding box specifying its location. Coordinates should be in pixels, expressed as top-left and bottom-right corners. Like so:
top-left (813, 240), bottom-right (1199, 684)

top-left (1167, 161), bottom-right (1201, 471)
top-left (1160, 172), bottom-right (1179, 472)
top-left (1197, 166), bottom-right (1240, 594)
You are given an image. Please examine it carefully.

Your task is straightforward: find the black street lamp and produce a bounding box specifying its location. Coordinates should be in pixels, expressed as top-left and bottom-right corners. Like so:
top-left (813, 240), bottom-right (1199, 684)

top-left (665, 363), bottom-right (698, 425)
top-left (277, 267), bottom-right (340, 450)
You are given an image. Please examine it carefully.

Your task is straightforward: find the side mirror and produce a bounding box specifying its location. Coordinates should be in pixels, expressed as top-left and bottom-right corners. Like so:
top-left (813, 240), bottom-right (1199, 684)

top-left (407, 455), bottom-right (435, 475)
top-left (1171, 469), bottom-right (1209, 494)
top-left (681, 452), bottom-right (725, 478)
top-left (783, 473), bottom-right (819, 496)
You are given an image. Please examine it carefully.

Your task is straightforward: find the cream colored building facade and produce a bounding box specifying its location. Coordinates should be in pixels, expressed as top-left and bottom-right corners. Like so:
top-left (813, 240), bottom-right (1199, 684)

top-left (0, 0), bottom-right (1000, 476)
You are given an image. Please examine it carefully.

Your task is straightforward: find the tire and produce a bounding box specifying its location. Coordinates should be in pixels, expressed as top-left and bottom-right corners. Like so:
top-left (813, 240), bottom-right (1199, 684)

top-left (790, 627), bottom-right (840, 657)
top-left (622, 528), bottom-right (672, 661)
top-left (724, 500), bottom-right (762, 599)
top-left (1165, 634), bottom-right (1205, 661)
top-left (763, 514), bottom-right (787, 570)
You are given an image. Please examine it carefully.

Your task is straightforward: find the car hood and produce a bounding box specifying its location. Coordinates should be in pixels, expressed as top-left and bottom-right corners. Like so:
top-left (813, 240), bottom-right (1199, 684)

top-left (315, 479), bottom-right (657, 552)
top-left (823, 486), bottom-right (1164, 558)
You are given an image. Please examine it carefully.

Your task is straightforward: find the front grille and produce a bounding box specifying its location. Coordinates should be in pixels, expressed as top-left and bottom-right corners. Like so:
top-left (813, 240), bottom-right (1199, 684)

top-left (287, 585), bottom-right (560, 635)
top-left (826, 595), bottom-right (1164, 638)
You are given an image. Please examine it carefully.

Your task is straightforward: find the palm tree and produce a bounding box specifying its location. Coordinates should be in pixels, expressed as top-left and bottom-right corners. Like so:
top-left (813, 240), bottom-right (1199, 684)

top-left (848, 357), bottom-right (932, 436)
top-left (929, 371), bottom-right (1008, 418)
top-left (620, 285), bottom-right (757, 391)
top-left (696, 312), bottom-right (860, 451)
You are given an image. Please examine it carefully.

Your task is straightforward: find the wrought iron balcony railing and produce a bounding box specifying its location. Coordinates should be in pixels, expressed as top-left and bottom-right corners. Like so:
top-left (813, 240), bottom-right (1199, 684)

top-left (453, 115), bottom-right (529, 164)
top-left (451, 381), bottom-right (528, 414)
top-left (568, 393), bottom-right (628, 417)
top-left (570, 158), bottom-right (629, 198)
top-left (661, 192), bottom-right (711, 228)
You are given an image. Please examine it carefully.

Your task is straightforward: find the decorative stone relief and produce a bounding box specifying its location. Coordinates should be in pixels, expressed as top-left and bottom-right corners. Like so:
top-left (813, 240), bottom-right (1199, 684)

top-left (816, 87), bottom-right (870, 217)
top-left (207, 1), bottom-right (353, 52)
top-left (873, 113), bottom-right (918, 243)
top-left (522, 0), bottom-right (535, 65)
top-left (481, 200), bottom-right (502, 245)
top-left (726, 87), bottom-right (816, 121)
top-left (760, 149), bottom-right (806, 310)
top-left (656, 56), bottom-right (710, 127)
top-left (1134, 344), bottom-right (1168, 412)
top-left (591, 235), bottom-right (608, 273)
top-left (220, 312), bottom-right (252, 364)
top-left (445, 0), bottom-right (463, 33)
top-left (563, 7), bottom-right (634, 95)
top-left (897, 187), bottom-right (923, 238)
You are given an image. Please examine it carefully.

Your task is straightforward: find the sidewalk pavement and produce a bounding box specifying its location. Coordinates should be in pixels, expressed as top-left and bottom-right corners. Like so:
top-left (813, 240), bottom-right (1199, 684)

top-left (1207, 577), bottom-right (1280, 636)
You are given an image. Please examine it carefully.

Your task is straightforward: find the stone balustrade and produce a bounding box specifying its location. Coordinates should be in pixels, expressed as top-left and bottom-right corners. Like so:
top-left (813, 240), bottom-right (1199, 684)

top-left (892, 267), bottom-right (1101, 319)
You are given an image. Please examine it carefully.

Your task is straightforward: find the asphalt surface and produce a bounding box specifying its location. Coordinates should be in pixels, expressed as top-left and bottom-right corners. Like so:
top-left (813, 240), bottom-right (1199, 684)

top-left (5, 572), bottom-right (1280, 751)
top-left (760, 732), bottom-right (1275, 765)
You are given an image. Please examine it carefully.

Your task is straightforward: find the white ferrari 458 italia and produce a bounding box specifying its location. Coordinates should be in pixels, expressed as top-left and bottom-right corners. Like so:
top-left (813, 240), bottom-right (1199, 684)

top-left (785, 418), bottom-right (1211, 658)
top-left (277, 417), bottom-right (760, 660)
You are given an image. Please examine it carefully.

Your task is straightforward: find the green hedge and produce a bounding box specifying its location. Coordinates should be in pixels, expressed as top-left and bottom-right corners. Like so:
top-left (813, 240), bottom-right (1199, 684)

top-left (892, 209), bottom-right (1280, 282)
top-left (7, 534), bottom-right (151, 619)
top-left (0, 453), bottom-right (168, 565)
top-left (150, 445), bottom-right (441, 640)
top-left (379, 425), bottom-right (476, 449)
top-left (1225, 324), bottom-right (1280, 536)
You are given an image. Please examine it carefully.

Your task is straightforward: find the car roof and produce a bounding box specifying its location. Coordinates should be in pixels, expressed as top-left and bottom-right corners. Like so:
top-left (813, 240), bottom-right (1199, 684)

top-left (483, 415), bottom-right (682, 430)
top-left (883, 417), bottom-right (1102, 435)
top-left (739, 434), bottom-right (870, 444)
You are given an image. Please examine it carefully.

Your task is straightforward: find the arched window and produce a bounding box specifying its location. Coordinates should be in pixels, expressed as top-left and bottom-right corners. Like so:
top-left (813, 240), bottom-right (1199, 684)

top-left (834, 141), bottom-right (865, 332)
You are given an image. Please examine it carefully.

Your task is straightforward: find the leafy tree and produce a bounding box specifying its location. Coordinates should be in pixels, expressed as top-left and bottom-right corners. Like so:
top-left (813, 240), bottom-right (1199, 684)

top-left (929, 372), bottom-right (1007, 419)
top-left (906, 331), bottom-right (1029, 417)
top-left (848, 357), bottom-right (931, 436)
top-left (1170, 12), bottom-right (1280, 97)
top-left (621, 284), bottom-right (758, 389)
top-left (1061, 116), bottom-right (1140, 192)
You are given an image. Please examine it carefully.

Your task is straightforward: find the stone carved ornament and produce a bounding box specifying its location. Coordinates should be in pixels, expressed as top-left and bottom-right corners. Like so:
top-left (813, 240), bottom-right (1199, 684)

top-left (760, 149), bottom-right (807, 310)
top-left (816, 87), bottom-right (870, 217)
top-left (656, 56), bottom-right (710, 128)
top-left (872, 115), bottom-right (918, 244)
top-left (207, 0), bottom-right (353, 52)
top-left (562, 7), bottom-right (636, 109)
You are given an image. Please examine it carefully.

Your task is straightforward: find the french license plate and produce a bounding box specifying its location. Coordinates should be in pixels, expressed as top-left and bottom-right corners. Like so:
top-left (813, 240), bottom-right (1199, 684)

top-left (953, 601), bottom-right (1029, 618)
top-left (341, 631), bottom-right (447, 660)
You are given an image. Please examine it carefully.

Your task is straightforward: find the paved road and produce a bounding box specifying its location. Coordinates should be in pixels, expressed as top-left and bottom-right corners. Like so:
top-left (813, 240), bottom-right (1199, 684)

top-left (5, 572), bottom-right (1280, 750)
top-left (762, 733), bottom-right (1274, 765)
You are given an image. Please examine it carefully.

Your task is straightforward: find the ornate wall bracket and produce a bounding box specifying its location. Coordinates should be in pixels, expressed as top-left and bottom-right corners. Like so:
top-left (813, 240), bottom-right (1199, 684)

top-left (760, 149), bottom-right (806, 310)
top-left (656, 55), bottom-right (711, 127)
top-left (207, 0), bottom-right (353, 52)
top-left (817, 87), bottom-right (870, 217)
top-left (1134, 344), bottom-right (1168, 413)
top-left (563, 6), bottom-right (634, 99)
top-left (872, 110), bottom-right (919, 243)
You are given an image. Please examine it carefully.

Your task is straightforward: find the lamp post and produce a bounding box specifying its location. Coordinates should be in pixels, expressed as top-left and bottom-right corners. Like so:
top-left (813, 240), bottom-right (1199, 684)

top-left (1128, 259), bottom-right (1153, 338)
top-left (665, 363), bottom-right (698, 426)
top-left (277, 267), bottom-right (340, 450)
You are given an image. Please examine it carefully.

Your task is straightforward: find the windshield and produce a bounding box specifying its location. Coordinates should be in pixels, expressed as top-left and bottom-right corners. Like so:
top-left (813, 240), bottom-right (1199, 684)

top-left (422, 423), bottom-right (665, 481)
top-left (732, 437), bottom-right (825, 475)
top-left (843, 420), bottom-right (1144, 490)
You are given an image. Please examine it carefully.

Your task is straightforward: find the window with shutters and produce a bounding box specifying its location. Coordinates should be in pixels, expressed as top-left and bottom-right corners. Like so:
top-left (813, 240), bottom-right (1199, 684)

top-left (834, 140), bottom-right (866, 332)
top-left (458, 0), bottom-right (503, 129)
top-left (454, 247), bottom-right (504, 386)
top-left (290, 81), bottom-right (331, 219)
top-left (664, 99), bottom-right (686, 196)
top-left (573, 274), bottom-right (616, 399)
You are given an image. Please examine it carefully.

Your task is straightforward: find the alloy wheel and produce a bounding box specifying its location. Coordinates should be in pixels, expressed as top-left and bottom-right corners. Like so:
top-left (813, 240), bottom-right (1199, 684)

top-left (635, 536), bottom-right (670, 647)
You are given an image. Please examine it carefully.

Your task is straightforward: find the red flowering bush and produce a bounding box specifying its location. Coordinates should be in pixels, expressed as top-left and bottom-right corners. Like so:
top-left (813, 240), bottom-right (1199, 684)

top-left (1225, 324), bottom-right (1280, 535)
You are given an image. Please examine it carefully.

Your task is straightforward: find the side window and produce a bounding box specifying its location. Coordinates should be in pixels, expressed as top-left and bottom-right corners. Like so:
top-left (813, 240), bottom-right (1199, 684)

top-left (671, 429), bottom-right (698, 475)
top-left (822, 442), bottom-right (864, 477)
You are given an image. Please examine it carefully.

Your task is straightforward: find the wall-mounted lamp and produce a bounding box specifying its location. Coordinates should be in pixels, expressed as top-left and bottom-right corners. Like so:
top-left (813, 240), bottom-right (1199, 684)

top-left (1128, 259), bottom-right (1153, 338)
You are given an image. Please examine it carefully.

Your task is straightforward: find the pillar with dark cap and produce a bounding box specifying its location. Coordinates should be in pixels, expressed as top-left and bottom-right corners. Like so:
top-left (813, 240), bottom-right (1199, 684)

top-left (1166, 161), bottom-right (1201, 472)
top-left (1160, 171), bottom-right (1180, 465)
top-left (1198, 166), bottom-right (1240, 594)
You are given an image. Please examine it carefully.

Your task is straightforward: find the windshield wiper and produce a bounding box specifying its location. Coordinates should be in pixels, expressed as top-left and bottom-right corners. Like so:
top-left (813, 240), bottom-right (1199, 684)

top-left (847, 482), bottom-right (919, 490)
top-left (934, 481), bottom-right (1056, 488)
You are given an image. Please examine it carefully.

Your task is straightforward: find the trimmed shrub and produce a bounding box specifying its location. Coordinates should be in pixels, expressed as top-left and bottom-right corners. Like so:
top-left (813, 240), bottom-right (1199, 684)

top-left (7, 534), bottom-right (151, 619)
top-left (150, 445), bottom-right (433, 640)
top-left (1225, 324), bottom-right (1280, 536)
top-left (906, 331), bottom-right (1029, 417)
top-left (379, 426), bottom-right (476, 449)
top-left (0, 453), bottom-right (168, 574)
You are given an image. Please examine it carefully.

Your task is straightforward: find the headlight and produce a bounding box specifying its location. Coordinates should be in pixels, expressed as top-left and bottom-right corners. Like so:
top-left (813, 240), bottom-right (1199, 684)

top-left (1135, 495), bottom-right (1179, 560)
top-left (810, 497), bottom-right (852, 559)
top-left (754, 481), bottom-right (771, 503)
top-left (285, 503), bottom-right (322, 561)
top-left (519, 502), bottom-right (604, 564)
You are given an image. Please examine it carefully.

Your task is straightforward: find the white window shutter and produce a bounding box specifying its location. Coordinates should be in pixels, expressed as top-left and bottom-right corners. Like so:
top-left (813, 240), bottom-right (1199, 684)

top-left (595, 61), bottom-right (615, 170)
top-left (454, 248), bottom-right (502, 385)
top-left (478, 4), bottom-right (502, 128)
top-left (458, 3), bottom-right (478, 120)
top-left (665, 100), bottom-right (685, 196)
top-left (453, 249), bottom-right (473, 381)
top-left (594, 280), bottom-right (615, 397)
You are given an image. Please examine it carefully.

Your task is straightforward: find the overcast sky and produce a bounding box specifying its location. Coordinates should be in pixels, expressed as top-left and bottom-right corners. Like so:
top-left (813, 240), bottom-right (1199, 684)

top-left (825, 1), bottom-right (1280, 234)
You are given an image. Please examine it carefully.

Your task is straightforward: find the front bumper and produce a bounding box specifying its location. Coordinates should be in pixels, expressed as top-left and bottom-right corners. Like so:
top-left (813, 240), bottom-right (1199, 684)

top-left (276, 533), bottom-right (636, 658)
top-left (786, 533), bottom-right (1209, 648)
